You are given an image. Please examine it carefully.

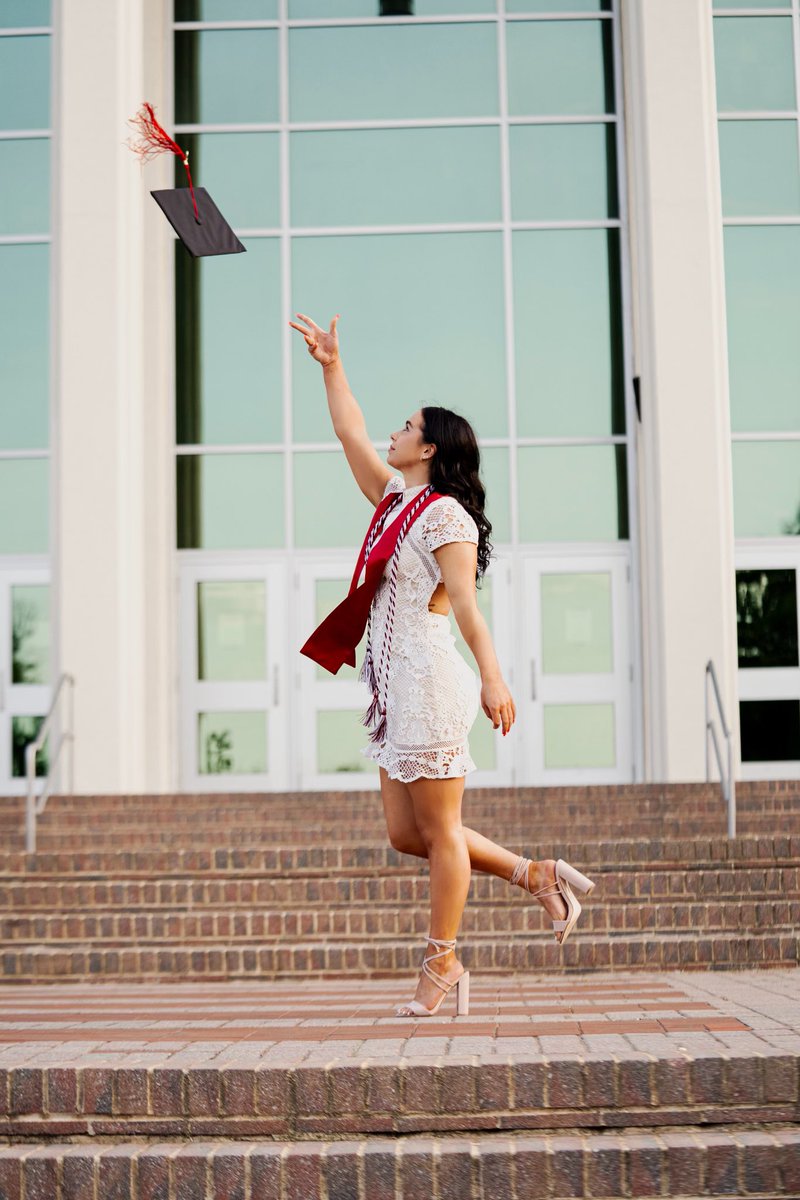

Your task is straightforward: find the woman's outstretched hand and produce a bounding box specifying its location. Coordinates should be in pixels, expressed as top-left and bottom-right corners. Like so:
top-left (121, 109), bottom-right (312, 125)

top-left (289, 312), bottom-right (340, 366)
top-left (481, 678), bottom-right (516, 737)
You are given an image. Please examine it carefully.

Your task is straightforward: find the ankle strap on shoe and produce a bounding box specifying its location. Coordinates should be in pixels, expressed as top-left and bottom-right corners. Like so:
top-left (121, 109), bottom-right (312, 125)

top-left (422, 935), bottom-right (458, 994)
top-left (511, 856), bottom-right (533, 893)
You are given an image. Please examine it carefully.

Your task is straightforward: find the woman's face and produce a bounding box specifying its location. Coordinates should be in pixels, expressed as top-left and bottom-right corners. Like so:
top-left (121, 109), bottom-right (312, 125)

top-left (387, 409), bottom-right (430, 469)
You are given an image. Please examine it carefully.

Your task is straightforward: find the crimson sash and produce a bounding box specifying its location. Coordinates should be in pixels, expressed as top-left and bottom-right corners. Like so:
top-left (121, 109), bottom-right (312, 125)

top-left (300, 487), bottom-right (441, 674)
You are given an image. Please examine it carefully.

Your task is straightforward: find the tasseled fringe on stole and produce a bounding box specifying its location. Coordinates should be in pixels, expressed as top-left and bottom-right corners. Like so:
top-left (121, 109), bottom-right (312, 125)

top-left (359, 650), bottom-right (386, 742)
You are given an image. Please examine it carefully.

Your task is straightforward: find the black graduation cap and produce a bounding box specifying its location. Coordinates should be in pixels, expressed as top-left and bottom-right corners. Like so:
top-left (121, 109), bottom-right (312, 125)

top-left (128, 102), bottom-right (246, 259)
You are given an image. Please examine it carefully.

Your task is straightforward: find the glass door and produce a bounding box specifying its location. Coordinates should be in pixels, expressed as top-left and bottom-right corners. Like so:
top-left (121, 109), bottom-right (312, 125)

top-left (735, 549), bottom-right (800, 777)
top-left (520, 553), bottom-right (633, 784)
top-left (0, 566), bottom-right (51, 795)
top-left (179, 561), bottom-right (289, 791)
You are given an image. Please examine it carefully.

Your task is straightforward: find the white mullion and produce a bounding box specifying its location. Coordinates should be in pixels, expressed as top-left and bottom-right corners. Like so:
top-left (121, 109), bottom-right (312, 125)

top-left (0, 27), bottom-right (51, 36)
top-left (718, 110), bottom-right (797, 119)
top-left (723, 215), bottom-right (800, 224)
top-left (496, 0), bottom-right (518, 554)
top-left (792, 0), bottom-right (800, 214)
top-left (0, 449), bottom-right (49, 460)
top-left (0, 129), bottom-right (51, 139)
top-left (279, 0), bottom-right (292, 558)
top-left (731, 430), bottom-right (800, 440)
top-left (227, 219), bottom-right (621, 238)
top-left (0, 234), bottom-right (51, 245)
top-left (174, 115), bottom-right (616, 134)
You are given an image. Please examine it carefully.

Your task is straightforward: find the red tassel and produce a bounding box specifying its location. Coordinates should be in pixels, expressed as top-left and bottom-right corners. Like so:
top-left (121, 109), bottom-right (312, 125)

top-left (127, 101), bottom-right (200, 223)
top-left (368, 712), bottom-right (387, 744)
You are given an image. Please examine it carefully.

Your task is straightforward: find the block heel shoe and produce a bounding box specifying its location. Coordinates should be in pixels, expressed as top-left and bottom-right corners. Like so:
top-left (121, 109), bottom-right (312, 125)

top-left (512, 857), bottom-right (596, 944)
top-left (395, 935), bottom-right (470, 1017)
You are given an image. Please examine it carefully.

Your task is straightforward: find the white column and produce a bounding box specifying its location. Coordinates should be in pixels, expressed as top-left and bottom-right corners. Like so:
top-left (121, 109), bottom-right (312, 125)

top-left (53, 0), bottom-right (176, 792)
top-left (622, 0), bottom-right (740, 781)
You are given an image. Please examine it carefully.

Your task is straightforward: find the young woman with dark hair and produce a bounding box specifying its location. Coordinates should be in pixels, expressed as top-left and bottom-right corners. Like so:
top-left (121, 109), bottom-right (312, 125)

top-left (290, 313), bottom-right (595, 1017)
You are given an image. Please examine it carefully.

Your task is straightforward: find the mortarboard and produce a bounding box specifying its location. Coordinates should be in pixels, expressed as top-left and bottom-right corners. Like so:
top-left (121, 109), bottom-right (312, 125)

top-left (127, 103), bottom-right (245, 259)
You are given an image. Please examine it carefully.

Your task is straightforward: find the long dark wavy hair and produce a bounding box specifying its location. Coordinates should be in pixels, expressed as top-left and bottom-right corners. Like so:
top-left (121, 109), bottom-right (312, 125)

top-left (421, 406), bottom-right (493, 579)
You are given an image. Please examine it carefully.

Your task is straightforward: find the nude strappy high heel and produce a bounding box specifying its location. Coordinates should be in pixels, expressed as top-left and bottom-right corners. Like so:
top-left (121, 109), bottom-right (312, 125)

top-left (395, 936), bottom-right (470, 1017)
top-left (512, 857), bottom-right (596, 944)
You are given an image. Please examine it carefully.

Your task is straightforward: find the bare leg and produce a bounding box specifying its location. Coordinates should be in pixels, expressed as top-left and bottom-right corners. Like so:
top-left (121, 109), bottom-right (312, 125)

top-left (380, 768), bottom-right (567, 927)
top-left (396, 774), bottom-right (471, 1014)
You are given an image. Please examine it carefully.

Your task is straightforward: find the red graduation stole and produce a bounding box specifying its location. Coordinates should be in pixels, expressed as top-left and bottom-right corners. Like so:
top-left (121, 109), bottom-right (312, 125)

top-left (300, 486), bottom-right (441, 675)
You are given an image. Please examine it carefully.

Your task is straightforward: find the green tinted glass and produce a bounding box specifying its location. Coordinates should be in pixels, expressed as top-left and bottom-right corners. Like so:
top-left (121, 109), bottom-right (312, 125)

top-left (294, 452), bottom-right (373, 547)
top-left (0, 139), bottom-right (49, 234)
top-left (510, 123), bottom-right (617, 221)
top-left (315, 578), bottom-right (365, 680)
top-left (11, 585), bottom-right (49, 684)
top-left (724, 226), bottom-right (800, 432)
top-left (0, 244), bottom-right (49, 450)
top-left (0, 35), bottom-right (49, 130)
top-left (541, 572), bottom-right (613, 674)
top-left (316, 710), bottom-right (377, 774)
top-left (740, 700), bottom-right (800, 762)
top-left (719, 121), bottom-right (800, 216)
top-left (0, 1), bottom-right (51, 24)
top-left (11, 716), bottom-right (47, 778)
top-left (198, 711), bottom-right (267, 774)
top-left (507, 19), bottom-right (613, 116)
top-left (291, 127), bottom-right (502, 228)
top-left (175, 1), bottom-right (277, 16)
top-left (291, 0), bottom-right (494, 11)
top-left (175, 30), bottom-right (278, 124)
top-left (732, 441), bottom-right (800, 537)
top-left (177, 453), bottom-right (284, 548)
top-left (292, 233), bottom-right (506, 442)
top-left (513, 230), bottom-right (624, 437)
top-left (197, 581), bottom-right (266, 681)
top-left (480, 447), bottom-right (510, 544)
top-left (714, 17), bottom-right (795, 112)
top-left (289, 24), bottom-right (498, 121)
top-left (176, 239), bottom-right (282, 445)
top-left (736, 569), bottom-right (798, 668)
top-left (177, 134), bottom-right (279, 230)
top-left (543, 702), bottom-right (615, 768)
top-left (518, 445), bottom-right (628, 542)
top-left (0, 459), bottom-right (48, 553)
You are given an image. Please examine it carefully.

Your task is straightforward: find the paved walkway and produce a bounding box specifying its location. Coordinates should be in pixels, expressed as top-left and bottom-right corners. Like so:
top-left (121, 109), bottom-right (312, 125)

top-left (1, 969), bottom-right (797, 1069)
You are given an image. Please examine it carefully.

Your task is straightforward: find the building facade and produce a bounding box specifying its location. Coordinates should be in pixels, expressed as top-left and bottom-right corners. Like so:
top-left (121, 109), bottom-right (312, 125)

top-left (0, 0), bottom-right (797, 796)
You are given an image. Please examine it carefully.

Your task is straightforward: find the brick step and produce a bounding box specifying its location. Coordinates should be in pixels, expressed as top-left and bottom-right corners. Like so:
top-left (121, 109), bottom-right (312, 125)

top-left (1, 1127), bottom-right (799, 1199)
top-left (3, 864), bottom-right (798, 908)
top-left (2, 929), bottom-right (798, 979)
top-left (3, 898), bottom-right (799, 944)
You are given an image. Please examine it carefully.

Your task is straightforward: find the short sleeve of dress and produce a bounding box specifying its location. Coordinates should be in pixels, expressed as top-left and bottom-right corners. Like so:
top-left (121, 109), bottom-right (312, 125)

top-left (421, 496), bottom-right (479, 554)
top-left (382, 475), bottom-right (405, 499)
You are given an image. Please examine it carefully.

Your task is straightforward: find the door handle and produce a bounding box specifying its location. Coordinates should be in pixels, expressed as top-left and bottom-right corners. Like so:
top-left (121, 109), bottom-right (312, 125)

top-left (272, 665), bottom-right (279, 707)
top-left (530, 659), bottom-right (536, 701)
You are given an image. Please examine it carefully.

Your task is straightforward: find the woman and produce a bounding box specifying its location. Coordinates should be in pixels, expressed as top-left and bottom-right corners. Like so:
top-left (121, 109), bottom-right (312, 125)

top-left (290, 312), bottom-right (595, 1017)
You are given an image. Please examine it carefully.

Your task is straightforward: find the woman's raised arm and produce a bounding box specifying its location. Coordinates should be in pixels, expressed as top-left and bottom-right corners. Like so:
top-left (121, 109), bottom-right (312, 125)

top-left (289, 312), bottom-right (393, 507)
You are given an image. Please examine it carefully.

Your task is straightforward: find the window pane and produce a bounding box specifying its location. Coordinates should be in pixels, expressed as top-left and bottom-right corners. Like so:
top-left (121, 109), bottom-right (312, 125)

top-left (0, 244), bottom-right (49, 450)
top-left (0, 1), bottom-right (51, 24)
top-left (198, 711), bottom-right (267, 774)
top-left (0, 459), bottom-right (48, 553)
top-left (510, 123), bottom-right (617, 221)
top-left (0, 139), bottom-right (49, 235)
top-left (719, 121), bottom-right (800, 216)
top-left (480, 447), bottom-right (510, 544)
top-left (724, 227), bottom-right (800, 432)
top-left (518, 445), bottom-right (628, 542)
top-left (315, 578), bottom-right (366, 679)
top-left (12, 585), bottom-right (49, 684)
top-left (541, 572), bottom-right (613, 674)
top-left (177, 453), bottom-right (284, 548)
top-left (11, 716), bottom-right (47, 778)
top-left (507, 20), bottom-right (613, 117)
top-left (740, 700), bottom-right (800, 762)
top-left (176, 239), bottom-right (282, 445)
top-left (513, 230), bottom-right (624, 437)
top-left (732, 442), bottom-right (800, 537)
top-left (177, 134), bottom-right (279, 230)
top-left (292, 233), bottom-right (507, 441)
top-left (175, 1), bottom-right (277, 17)
top-left (714, 17), bottom-right (795, 112)
top-left (289, 24), bottom-right (498, 122)
top-left (736, 569), bottom-right (798, 668)
top-left (543, 703), bottom-right (615, 768)
top-left (197, 581), bottom-right (266, 681)
top-left (294, 452), bottom-right (372, 547)
top-left (0, 35), bottom-right (49, 130)
top-left (291, 0), bottom-right (494, 12)
top-left (291, 127), bottom-right (502, 227)
top-left (175, 30), bottom-right (279, 125)
top-left (317, 710), bottom-right (377, 775)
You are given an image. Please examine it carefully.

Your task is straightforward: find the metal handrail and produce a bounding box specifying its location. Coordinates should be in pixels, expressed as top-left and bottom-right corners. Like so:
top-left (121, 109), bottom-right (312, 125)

top-left (705, 659), bottom-right (735, 838)
top-left (25, 672), bottom-right (75, 854)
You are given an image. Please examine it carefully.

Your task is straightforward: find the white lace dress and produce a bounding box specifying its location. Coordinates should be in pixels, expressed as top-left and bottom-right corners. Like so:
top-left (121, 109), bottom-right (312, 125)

top-left (361, 476), bottom-right (481, 781)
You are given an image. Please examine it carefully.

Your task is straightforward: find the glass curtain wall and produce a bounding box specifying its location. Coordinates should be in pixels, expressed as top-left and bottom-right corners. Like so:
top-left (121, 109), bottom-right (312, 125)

top-left (173, 0), bottom-right (630, 784)
top-left (0, 2), bottom-right (52, 788)
top-left (714, 1), bottom-right (800, 767)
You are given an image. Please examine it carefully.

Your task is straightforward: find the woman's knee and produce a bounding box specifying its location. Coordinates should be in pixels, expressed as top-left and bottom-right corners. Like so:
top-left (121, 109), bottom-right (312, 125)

top-left (388, 825), bottom-right (424, 855)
